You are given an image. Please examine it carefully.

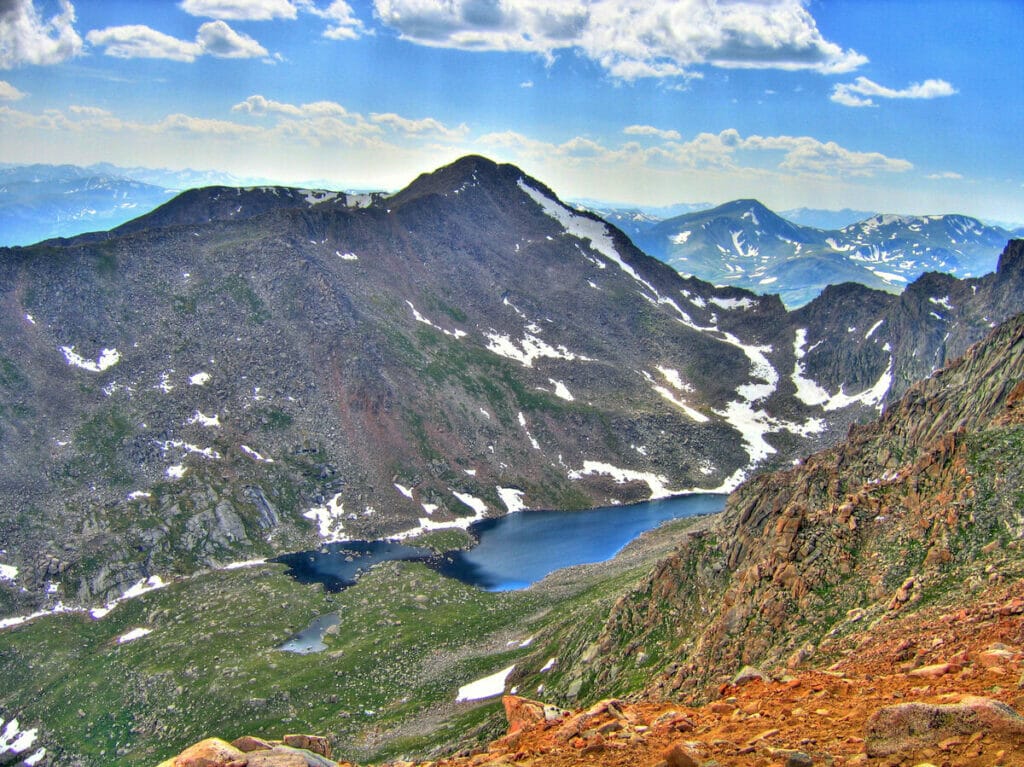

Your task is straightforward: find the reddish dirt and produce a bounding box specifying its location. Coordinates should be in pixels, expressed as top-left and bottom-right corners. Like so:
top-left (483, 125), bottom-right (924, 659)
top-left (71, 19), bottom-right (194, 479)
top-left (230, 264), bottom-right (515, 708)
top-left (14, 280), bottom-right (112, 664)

top-left (391, 576), bottom-right (1024, 767)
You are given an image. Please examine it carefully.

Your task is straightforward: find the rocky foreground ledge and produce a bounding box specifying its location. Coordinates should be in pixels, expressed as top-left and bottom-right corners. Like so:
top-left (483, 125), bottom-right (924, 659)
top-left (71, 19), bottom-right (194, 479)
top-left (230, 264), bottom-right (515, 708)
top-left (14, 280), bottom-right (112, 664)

top-left (156, 580), bottom-right (1024, 767)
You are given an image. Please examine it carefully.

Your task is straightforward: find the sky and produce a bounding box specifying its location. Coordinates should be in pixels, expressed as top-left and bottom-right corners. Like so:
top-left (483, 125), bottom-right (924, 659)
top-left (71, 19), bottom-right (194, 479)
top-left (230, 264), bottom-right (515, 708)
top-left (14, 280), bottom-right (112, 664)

top-left (0, 0), bottom-right (1022, 223)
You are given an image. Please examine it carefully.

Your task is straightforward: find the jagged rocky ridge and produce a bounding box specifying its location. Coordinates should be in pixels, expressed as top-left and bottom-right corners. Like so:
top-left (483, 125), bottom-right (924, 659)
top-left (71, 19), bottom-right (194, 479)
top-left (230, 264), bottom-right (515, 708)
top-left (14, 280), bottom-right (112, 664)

top-left (534, 308), bottom-right (1024, 704)
top-left (0, 154), bottom-right (1022, 615)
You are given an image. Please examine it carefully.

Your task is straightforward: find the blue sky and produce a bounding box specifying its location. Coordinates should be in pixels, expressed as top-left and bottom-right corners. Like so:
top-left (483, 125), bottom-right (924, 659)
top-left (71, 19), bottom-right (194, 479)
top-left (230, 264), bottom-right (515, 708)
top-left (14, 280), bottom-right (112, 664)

top-left (1, 0), bottom-right (1021, 222)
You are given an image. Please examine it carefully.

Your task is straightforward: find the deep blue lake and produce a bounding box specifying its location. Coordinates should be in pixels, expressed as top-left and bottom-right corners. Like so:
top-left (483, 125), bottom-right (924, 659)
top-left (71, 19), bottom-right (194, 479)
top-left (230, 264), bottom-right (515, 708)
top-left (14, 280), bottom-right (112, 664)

top-left (273, 493), bottom-right (725, 652)
top-left (432, 493), bottom-right (726, 590)
top-left (274, 493), bottom-right (725, 593)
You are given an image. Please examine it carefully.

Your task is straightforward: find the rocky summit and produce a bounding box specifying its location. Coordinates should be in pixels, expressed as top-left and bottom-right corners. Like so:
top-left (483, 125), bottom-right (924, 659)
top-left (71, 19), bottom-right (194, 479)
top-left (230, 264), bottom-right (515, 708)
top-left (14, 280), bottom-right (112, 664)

top-left (1, 155), bottom-right (1023, 618)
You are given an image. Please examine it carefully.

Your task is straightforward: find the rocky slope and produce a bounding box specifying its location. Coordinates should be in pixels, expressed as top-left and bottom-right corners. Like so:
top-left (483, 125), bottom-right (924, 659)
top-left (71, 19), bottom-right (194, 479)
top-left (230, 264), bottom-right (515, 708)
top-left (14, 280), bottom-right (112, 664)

top-left (531, 310), bottom-right (1024, 708)
top-left (635, 200), bottom-right (1014, 307)
top-left (1, 155), bottom-right (1022, 618)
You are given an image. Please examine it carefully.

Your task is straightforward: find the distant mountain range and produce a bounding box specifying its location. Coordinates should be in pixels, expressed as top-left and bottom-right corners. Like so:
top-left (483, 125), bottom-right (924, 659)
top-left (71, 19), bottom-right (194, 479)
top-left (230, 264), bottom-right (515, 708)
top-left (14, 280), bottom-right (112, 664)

top-left (630, 199), bottom-right (1019, 307)
top-left (0, 163), bottom-right (257, 247)
top-left (1, 155), bottom-right (1023, 619)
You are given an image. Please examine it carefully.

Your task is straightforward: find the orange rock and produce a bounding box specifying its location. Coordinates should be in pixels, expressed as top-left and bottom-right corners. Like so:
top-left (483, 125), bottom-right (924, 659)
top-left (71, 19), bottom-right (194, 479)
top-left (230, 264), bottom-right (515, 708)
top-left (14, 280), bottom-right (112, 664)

top-left (173, 738), bottom-right (248, 767)
top-left (232, 737), bottom-right (274, 753)
top-left (663, 741), bottom-right (700, 767)
top-left (283, 735), bottom-right (331, 758)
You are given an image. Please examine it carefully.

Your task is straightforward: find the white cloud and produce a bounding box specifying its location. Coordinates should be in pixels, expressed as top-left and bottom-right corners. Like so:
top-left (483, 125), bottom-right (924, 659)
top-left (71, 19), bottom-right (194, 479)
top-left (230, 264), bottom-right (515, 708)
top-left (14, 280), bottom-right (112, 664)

top-left (927, 171), bottom-right (963, 181)
top-left (310, 0), bottom-right (364, 40)
top-left (86, 25), bottom-right (201, 62)
top-left (195, 20), bottom-right (269, 57)
top-left (68, 104), bottom-right (111, 116)
top-left (0, 0), bottom-right (83, 68)
top-left (624, 124), bottom-right (681, 141)
top-left (371, 0), bottom-right (865, 80)
top-left (0, 78), bottom-right (25, 99)
top-left (180, 0), bottom-right (299, 21)
top-left (831, 76), bottom-right (957, 107)
top-left (87, 20), bottom-right (268, 61)
top-left (371, 111), bottom-right (468, 139)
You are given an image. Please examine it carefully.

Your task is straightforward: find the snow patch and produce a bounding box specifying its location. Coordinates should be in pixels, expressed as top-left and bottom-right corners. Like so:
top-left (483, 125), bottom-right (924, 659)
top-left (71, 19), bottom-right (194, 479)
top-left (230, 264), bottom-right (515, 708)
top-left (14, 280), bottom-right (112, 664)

top-left (709, 296), bottom-right (755, 311)
top-left (456, 664), bottom-right (516, 702)
top-left (498, 487), bottom-right (526, 512)
top-left (864, 319), bottom-right (885, 340)
top-left (518, 412), bottom-right (541, 450)
top-left (336, 251), bottom-right (358, 260)
top-left (406, 301), bottom-right (467, 339)
top-left (127, 490), bottom-right (151, 500)
top-left (165, 464), bottom-right (187, 479)
top-left (189, 371), bottom-right (211, 386)
top-left (116, 627), bottom-right (152, 644)
top-left (0, 564), bottom-right (17, 582)
top-left (240, 444), bottom-right (274, 463)
top-left (549, 379), bottom-right (574, 401)
top-left (61, 346), bottom-right (120, 372)
top-left (0, 717), bottom-right (39, 761)
top-left (485, 330), bottom-right (591, 368)
top-left (90, 576), bottom-right (167, 619)
top-left (187, 410), bottom-right (220, 428)
top-left (394, 483), bottom-right (414, 500)
top-left (568, 461), bottom-right (675, 499)
top-left (670, 230), bottom-right (692, 245)
top-left (303, 492), bottom-right (347, 542)
top-left (452, 491), bottom-right (487, 515)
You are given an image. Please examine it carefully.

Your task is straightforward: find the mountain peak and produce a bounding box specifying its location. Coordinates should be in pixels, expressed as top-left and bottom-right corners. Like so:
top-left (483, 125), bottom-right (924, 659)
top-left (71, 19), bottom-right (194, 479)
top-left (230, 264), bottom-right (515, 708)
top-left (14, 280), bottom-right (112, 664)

top-left (388, 154), bottom-right (525, 207)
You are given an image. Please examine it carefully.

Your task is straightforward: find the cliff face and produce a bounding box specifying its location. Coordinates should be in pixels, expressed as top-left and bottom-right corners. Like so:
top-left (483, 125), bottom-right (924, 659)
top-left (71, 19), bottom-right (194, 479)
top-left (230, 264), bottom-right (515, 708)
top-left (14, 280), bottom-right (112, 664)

top-left (550, 312), bottom-right (1024, 701)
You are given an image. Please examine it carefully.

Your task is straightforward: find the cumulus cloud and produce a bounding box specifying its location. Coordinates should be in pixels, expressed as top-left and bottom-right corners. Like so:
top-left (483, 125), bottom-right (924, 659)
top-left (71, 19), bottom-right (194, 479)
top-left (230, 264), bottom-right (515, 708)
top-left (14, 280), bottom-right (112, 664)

top-left (372, 0), bottom-right (865, 79)
top-left (831, 76), bottom-right (957, 107)
top-left (309, 0), bottom-right (364, 40)
top-left (927, 171), bottom-right (963, 181)
top-left (0, 0), bottom-right (83, 68)
top-left (370, 111), bottom-right (468, 139)
top-left (87, 20), bottom-right (268, 61)
top-left (479, 126), bottom-right (912, 179)
top-left (180, 0), bottom-right (299, 21)
top-left (624, 124), bottom-right (682, 141)
top-left (0, 78), bottom-right (25, 99)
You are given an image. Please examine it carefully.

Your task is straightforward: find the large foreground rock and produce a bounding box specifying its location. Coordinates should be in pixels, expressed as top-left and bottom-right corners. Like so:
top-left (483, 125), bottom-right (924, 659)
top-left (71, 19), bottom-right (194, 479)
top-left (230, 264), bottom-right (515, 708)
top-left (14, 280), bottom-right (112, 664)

top-left (865, 695), bottom-right (1024, 756)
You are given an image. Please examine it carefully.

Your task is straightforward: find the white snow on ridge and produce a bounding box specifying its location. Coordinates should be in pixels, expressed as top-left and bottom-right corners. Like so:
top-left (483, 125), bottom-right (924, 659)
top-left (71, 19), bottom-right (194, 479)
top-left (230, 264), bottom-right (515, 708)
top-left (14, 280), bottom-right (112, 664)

top-left (189, 371), bottom-right (211, 386)
top-left (929, 295), bottom-right (954, 310)
top-left (709, 296), bottom-right (755, 311)
top-left (303, 492), bottom-right (347, 542)
top-left (456, 664), bottom-right (516, 702)
top-left (670, 230), bottom-right (692, 245)
top-left (61, 346), bottom-right (120, 372)
top-left (791, 328), bottom-right (892, 411)
top-left (518, 179), bottom-right (661, 298)
top-left (864, 319), bottom-right (885, 340)
top-left (0, 564), bottom-right (17, 582)
top-left (568, 461), bottom-right (675, 500)
top-left (791, 328), bottom-right (831, 406)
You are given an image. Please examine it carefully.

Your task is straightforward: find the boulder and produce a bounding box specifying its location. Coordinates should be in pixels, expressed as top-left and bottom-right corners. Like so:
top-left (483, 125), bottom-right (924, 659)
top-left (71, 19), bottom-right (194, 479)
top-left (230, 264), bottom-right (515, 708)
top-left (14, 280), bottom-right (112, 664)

top-left (232, 737), bottom-right (274, 753)
top-left (283, 735), bottom-right (331, 759)
top-left (501, 695), bottom-right (568, 734)
top-left (865, 696), bottom-right (1024, 757)
top-left (173, 738), bottom-right (248, 767)
top-left (663, 742), bottom-right (700, 767)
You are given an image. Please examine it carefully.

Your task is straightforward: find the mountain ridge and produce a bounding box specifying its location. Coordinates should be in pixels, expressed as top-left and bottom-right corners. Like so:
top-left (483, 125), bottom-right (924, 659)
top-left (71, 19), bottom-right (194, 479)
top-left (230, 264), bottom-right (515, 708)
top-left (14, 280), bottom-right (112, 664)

top-left (1, 156), bottom-right (1022, 619)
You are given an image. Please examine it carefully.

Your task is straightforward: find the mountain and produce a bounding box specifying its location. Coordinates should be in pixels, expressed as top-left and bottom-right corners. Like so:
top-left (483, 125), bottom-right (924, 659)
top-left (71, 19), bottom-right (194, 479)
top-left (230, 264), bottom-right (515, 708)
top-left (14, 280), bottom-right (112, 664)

top-left (781, 206), bottom-right (876, 229)
top-left (570, 200), bottom-right (713, 241)
top-left (635, 200), bottom-right (1015, 307)
top-left (1, 155), bottom-right (1023, 620)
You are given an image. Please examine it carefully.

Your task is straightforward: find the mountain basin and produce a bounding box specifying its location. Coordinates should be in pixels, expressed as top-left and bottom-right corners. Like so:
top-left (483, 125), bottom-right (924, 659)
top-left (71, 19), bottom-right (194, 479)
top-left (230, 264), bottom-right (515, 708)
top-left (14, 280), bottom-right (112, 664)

top-left (274, 492), bottom-right (725, 653)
